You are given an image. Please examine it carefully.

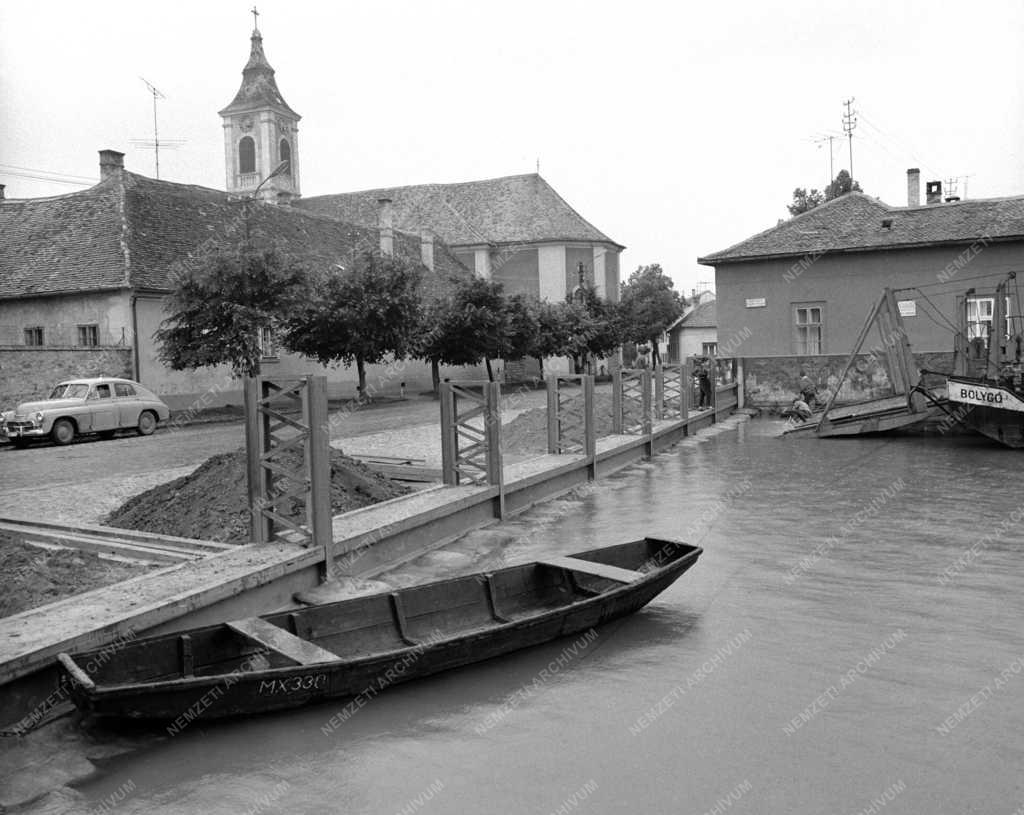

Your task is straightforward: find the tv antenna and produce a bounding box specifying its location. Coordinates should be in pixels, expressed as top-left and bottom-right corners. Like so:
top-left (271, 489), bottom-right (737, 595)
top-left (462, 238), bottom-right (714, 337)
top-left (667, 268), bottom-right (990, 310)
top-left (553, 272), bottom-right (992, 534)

top-left (811, 133), bottom-right (840, 186)
top-left (130, 77), bottom-right (185, 179)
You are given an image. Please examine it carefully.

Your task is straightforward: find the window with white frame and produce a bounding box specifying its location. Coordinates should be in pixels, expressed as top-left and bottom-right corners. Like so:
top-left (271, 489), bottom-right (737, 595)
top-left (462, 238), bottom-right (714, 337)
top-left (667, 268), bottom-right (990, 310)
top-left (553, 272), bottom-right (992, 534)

top-left (24, 326), bottom-right (44, 346)
top-left (258, 325), bottom-right (277, 359)
top-left (794, 303), bottom-right (824, 355)
top-left (966, 295), bottom-right (1011, 342)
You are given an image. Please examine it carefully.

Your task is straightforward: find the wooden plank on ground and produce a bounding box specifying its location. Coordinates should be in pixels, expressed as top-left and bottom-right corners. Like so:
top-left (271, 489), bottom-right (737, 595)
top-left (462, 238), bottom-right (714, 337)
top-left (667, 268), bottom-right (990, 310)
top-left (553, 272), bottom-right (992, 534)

top-left (537, 556), bottom-right (644, 583)
top-left (226, 617), bottom-right (338, 665)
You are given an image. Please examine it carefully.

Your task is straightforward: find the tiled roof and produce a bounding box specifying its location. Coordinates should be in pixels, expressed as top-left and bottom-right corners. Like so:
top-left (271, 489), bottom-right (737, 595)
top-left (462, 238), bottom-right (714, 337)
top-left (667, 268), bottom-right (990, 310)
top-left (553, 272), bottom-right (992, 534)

top-left (680, 299), bottom-right (716, 328)
top-left (0, 177), bottom-right (130, 298)
top-left (0, 172), bottom-right (468, 300)
top-left (296, 173), bottom-right (623, 249)
top-left (219, 29), bottom-right (299, 118)
top-left (698, 192), bottom-right (1024, 265)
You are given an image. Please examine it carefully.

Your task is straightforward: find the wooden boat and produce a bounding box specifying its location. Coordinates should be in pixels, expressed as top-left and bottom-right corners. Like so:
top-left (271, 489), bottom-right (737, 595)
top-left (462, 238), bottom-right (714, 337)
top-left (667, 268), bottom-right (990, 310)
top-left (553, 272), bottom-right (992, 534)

top-left (57, 537), bottom-right (702, 721)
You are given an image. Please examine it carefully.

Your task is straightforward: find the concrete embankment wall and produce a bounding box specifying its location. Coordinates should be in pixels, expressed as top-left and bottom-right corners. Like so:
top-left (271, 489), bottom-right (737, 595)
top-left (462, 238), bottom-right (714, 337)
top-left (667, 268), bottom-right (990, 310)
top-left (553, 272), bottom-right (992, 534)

top-left (742, 351), bottom-right (955, 408)
top-left (0, 397), bottom-right (737, 730)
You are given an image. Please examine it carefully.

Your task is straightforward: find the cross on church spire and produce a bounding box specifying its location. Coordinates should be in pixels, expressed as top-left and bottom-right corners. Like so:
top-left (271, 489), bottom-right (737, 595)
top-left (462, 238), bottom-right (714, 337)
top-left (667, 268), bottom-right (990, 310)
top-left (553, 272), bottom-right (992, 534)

top-left (251, 6), bottom-right (260, 30)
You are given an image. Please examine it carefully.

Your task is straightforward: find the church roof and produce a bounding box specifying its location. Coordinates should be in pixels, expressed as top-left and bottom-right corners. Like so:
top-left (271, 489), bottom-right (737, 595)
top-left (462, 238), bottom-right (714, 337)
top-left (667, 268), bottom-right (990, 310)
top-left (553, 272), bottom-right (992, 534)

top-left (0, 172), bottom-right (466, 300)
top-left (296, 173), bottom-right (624, 249)
top-left (698, 191), bottom-right (1024, 265)
top-left (219, 28), bottom-right (300, 119)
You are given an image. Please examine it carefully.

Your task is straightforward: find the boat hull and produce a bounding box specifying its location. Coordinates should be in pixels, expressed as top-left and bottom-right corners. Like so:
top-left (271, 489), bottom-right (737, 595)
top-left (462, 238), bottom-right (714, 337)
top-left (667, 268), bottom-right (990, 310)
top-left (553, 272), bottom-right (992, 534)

top-left (60, 539), bottom-right (701, 722)
top-left (947, 377), bottom-right (1024, 448)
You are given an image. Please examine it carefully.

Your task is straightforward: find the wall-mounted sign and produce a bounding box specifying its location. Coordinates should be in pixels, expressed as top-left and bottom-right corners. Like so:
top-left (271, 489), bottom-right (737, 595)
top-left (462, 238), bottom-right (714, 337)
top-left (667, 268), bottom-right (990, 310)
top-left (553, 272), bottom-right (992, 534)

top-left (745, 298), bottom-right (766, 308)
top-left (897, 299), bottom-right (917, 317)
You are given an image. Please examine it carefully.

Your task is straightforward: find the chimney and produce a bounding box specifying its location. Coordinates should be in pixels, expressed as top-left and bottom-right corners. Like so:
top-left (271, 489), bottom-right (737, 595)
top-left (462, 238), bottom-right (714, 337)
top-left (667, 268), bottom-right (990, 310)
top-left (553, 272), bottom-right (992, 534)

top-left (420, 230), bottom-right (434, 271)
top-left (99, 149), bottom-right (125, 180)
top-left (926, 180), bottom-right (943, 205)
top-left (906, 168), bottom-right (920, 207)
top-left (378, 197), bottom-right (394, 256)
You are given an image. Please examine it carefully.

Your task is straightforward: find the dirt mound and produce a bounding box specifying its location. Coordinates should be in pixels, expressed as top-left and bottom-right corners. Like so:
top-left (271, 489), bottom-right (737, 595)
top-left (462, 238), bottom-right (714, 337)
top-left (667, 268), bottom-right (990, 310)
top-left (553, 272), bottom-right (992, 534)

top-left (502, 392), bottom-right (618, 454)
top-left (104, 448), bottom-right (410, 543)
top-left (0, 533), bottom-right (152, 618)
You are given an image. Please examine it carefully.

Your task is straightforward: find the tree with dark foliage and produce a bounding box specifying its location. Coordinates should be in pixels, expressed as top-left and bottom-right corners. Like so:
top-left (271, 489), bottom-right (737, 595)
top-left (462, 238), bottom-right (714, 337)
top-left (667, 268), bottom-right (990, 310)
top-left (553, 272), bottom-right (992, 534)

top-left (618, 264), bottom-right (685, 366)
top-left (155, 240), bottom-right (310, 378)
top-left (282, 252), bottom-right (422, 396)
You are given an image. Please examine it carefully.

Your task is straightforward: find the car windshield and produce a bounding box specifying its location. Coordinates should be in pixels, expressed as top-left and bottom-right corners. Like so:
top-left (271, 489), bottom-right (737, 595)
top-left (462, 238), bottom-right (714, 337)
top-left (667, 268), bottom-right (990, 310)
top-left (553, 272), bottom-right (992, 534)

top-left (48, 383), bottom-right (90, 399)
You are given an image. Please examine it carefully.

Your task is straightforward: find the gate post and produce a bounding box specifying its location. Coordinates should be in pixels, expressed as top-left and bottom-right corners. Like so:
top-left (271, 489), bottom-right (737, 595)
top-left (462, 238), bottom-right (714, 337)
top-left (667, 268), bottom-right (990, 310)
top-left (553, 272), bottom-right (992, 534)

top-left (244, 377), bottom-right (271, 544)
top-left (654, 364), bottom-right (665, 421)
top-left (440, 383), bottom-right (457, 485)
top-left (546, 375), bottom-right (559, 454)
top-left (305, 376), bottom-right (334, 581)
top-left (642, 369), bottom-right (653, 458)
top-left (612, 369), bottom-right (623, 434)
top-left (682, 359), bottom-right (691, 434)
top-left (584, 374), bottom-right (596, 480)
top-left (710, 353), bottom-right (718, 422)
top-left (484, 381), bottom-right (505, 518)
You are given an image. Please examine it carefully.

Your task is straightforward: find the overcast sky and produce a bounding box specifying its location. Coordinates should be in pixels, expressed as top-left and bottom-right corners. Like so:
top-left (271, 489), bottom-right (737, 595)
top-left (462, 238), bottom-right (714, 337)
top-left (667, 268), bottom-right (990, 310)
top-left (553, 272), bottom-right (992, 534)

top-left (2, 1), bottom-right (1023, 296)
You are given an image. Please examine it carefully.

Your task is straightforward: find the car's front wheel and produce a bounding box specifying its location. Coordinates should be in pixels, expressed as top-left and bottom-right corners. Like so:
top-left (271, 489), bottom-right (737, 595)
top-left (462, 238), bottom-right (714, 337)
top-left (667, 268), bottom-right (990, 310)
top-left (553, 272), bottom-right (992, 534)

top-left (51, 419), bottom-right (75, 445)
top-left (137, 411), bottom-right (158, 436)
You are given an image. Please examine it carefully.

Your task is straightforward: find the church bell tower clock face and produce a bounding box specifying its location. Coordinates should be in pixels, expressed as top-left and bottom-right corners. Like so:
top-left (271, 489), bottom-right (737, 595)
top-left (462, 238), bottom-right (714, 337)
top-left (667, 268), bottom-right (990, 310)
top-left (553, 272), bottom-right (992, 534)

top-left (218, 11), bottom-right (301, 202)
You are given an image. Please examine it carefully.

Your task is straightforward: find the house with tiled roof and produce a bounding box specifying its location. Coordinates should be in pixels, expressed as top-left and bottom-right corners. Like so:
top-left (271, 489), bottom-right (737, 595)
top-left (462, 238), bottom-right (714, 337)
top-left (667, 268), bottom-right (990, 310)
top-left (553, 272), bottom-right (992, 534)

top-left (0, 21), bottom-right (623, 407)
top-left (697, 170), bottom-right (1024, 405)
top-left (664, 296), bottom-right (717, 363)
top-left (0, 152), bottom-right (472, 408)
top-left (297, 174), bottom-right (624, 304)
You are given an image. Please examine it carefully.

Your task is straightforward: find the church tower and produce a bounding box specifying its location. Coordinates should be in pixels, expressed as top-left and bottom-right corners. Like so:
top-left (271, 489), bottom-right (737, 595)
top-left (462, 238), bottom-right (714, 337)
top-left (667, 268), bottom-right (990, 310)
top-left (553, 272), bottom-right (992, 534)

top-left (219, 13), bottom-right (301, 202)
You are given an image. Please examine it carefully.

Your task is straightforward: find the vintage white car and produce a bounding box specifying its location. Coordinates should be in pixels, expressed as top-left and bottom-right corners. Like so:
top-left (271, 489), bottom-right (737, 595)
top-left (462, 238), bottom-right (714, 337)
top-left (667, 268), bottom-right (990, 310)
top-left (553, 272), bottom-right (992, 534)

top-left (1, 377), bottom-right (171, 446)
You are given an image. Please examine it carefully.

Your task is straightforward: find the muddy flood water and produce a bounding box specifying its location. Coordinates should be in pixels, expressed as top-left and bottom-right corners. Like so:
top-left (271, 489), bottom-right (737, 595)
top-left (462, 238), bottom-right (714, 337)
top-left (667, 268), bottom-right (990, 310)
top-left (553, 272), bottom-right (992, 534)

top-left (21, 417), bottom-right (1024, 814)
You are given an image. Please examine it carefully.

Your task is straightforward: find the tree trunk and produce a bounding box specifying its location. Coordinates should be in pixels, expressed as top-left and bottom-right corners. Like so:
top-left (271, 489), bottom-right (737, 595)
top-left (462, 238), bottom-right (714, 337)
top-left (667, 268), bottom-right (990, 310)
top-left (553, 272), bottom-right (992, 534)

top-left (652, 341), bottom-right (661, 366)
top-left (431, 359), bottom-right (440, 393)
top-left (356, 357), bottom-right (367, 399)
top-left (485, 357), bottom-right (494, 381)
top-left (535, 356), bottom-right (544, 380)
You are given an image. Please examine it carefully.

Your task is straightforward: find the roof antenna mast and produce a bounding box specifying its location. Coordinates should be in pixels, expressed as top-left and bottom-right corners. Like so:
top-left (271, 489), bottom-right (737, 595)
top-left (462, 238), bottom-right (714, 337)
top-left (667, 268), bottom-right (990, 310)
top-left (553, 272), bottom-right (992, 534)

top-left (141, 77), bottom-right (165, 179)
top-left (131, 78), bottom-right (185, 179)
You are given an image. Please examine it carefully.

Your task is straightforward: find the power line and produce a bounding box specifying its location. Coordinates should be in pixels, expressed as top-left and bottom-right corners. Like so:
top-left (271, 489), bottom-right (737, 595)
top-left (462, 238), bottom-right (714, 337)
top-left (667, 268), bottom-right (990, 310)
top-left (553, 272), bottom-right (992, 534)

top-left (857, 110), bottom-right (941, 179)
top-left (0, 163), bottom-right (97, 183)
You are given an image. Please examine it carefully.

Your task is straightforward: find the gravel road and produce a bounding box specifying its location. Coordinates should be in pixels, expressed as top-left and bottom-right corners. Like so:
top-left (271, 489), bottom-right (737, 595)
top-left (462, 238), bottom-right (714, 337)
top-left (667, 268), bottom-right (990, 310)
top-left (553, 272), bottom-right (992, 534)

top-left (0, 388), bottom-right (551, 525)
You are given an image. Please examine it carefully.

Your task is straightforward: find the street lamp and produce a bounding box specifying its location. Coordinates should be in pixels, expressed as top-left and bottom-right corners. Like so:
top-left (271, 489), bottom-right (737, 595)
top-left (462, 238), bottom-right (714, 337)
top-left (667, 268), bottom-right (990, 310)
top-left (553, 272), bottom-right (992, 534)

top-left (244, 159), bottom-right (290, 238)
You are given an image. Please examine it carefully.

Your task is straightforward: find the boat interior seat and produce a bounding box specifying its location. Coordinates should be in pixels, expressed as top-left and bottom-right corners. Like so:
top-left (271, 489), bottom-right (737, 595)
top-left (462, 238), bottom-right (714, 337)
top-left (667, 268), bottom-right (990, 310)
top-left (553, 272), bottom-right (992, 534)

top-left (537, 556), bottom-right (644, 584)
top-left (227, 617), bottom-right (338, 666)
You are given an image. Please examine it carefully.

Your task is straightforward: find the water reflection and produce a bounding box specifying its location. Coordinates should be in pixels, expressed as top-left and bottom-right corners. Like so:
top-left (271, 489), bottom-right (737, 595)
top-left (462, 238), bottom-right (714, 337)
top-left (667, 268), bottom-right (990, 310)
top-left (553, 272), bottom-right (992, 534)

top-left (51, 417), bottom-right (1024, 814)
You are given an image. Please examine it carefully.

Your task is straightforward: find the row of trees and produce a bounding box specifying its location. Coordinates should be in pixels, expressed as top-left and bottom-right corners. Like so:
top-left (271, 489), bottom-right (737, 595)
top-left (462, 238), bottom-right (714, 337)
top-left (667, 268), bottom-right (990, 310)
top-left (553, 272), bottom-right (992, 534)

top-left (787, 169), bottom-right (863, 216)
top-left (156, 243), bottom-right (686, 393)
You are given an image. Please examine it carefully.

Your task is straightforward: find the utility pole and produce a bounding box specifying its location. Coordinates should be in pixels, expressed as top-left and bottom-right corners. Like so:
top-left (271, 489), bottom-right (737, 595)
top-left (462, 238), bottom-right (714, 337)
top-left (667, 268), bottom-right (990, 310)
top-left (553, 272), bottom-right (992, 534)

top-left (842, 98), bottom-right (857, 181)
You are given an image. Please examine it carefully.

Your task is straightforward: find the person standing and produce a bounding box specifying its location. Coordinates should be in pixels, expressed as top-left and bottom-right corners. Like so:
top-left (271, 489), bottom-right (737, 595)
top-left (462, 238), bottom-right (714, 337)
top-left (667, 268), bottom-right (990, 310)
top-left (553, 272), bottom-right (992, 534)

top-left (697, 360), bottom-right (713, 408)
top-left (798, 370), bottom-right (818, 407)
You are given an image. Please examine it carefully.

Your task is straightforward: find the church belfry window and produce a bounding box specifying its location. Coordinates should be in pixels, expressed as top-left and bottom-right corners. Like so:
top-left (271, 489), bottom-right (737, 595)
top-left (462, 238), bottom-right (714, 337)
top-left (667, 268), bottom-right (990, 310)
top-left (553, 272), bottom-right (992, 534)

top-left (239, 136), bottom-right (256, 174)
top-left (279, 139), bottom-right (291, 174)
